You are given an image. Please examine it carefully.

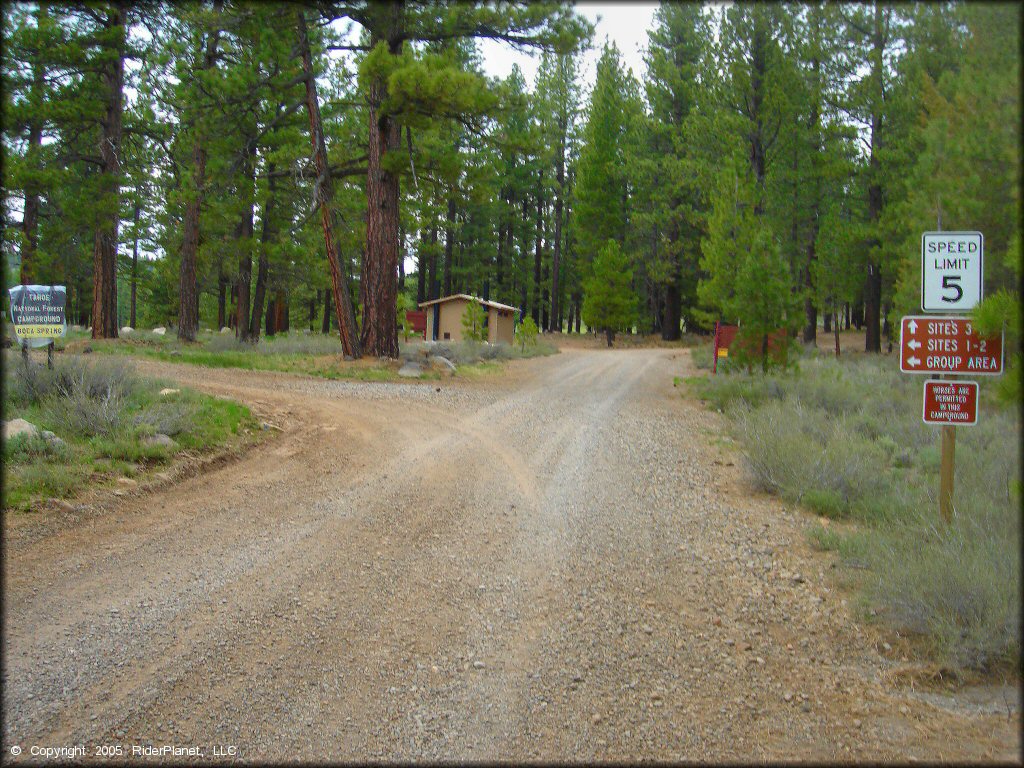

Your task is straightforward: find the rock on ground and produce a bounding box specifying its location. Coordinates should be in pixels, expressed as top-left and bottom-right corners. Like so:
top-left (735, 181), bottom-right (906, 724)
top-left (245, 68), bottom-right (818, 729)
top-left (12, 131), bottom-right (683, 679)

top-left (429, 355), bottom-right (457, 372)
top-left (153, 327), bottom-right (166, 336)
top-left (398, 362), bottom-right (424, 378)
top-left (141, 433), bottom-right (176, 448)
top-left (3, 419), bottom-right (39, 441)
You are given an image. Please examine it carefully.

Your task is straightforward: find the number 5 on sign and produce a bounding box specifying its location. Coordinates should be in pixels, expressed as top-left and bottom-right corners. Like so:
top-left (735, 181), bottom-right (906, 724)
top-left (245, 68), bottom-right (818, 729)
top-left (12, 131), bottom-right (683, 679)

top-left (921, 232), bottom-right (983, 312)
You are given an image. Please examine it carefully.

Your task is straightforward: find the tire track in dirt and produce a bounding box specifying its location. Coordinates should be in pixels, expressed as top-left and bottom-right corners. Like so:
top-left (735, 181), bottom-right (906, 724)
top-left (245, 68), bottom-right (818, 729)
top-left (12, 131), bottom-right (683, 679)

top-left (3, 350), bottom-right (1018, 762)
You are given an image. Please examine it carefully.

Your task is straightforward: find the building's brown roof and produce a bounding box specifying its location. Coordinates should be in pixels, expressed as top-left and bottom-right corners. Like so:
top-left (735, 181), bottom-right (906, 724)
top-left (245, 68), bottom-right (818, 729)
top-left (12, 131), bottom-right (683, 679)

top-left (418, 293), bottom-right (520, 313)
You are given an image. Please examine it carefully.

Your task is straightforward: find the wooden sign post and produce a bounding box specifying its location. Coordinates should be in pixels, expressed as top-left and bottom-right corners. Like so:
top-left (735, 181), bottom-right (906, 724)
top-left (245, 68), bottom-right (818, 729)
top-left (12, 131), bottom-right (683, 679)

top-left (939, 423), bottom-right (955, 524)
top-left (901, 232), bottom-right (997, 524)
top-left (921, 378), bottom-right (979, 523)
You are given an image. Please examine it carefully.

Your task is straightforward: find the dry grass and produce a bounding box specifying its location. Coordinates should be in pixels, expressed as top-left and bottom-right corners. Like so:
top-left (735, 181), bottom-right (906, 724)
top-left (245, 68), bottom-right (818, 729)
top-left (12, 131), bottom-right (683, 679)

top-left (690, 352), bottom-right (1021, 673)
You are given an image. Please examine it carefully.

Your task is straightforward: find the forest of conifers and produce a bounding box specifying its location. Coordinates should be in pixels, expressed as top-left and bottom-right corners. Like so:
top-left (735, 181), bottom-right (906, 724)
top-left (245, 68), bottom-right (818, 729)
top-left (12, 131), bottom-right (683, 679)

top-left (2, 2), bottom-right (1020, 359)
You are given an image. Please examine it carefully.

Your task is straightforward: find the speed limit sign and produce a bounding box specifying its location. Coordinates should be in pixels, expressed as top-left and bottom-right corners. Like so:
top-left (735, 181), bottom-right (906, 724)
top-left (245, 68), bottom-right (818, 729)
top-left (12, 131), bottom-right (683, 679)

top-left (921, 231), bottom-right (983, 312)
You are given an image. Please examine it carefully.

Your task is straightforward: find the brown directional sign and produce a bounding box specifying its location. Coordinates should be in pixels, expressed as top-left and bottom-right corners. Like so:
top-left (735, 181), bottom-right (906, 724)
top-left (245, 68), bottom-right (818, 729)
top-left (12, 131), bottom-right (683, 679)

top-left (899, 315), bottom-right (1003, 375)
top-left (923, 380), bottom-right (978, 426)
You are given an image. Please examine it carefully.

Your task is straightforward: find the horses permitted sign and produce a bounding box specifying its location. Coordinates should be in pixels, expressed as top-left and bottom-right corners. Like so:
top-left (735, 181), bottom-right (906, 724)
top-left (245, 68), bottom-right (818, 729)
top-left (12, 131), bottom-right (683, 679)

top-left (923, 380), bottom-right (978, 426)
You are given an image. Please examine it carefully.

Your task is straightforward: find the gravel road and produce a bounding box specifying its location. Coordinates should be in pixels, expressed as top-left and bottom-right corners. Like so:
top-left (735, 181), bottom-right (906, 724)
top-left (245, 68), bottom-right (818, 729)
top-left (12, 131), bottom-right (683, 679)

top-left (3, 347), bottom-right (1019, 762)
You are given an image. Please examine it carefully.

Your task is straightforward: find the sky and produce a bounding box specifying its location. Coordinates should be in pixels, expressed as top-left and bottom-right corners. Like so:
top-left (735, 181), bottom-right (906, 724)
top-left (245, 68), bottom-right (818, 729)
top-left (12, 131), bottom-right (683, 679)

top-left (477, 3), bottom-right (660, 95)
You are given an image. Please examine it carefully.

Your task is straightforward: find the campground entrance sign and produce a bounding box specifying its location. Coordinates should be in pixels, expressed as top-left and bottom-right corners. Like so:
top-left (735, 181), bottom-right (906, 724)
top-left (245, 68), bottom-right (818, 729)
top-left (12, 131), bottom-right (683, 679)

top-left (7, 285), bottom-right (67, 346)
top-left (921, 231), bottom-right (983, 312)
top-left (901, 230), bottom-right (1002, 524)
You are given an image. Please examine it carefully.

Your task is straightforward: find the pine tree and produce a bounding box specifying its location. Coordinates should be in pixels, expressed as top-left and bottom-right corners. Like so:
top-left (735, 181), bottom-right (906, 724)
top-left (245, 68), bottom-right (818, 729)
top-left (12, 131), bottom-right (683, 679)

top-left (534, 50), bottom-right (582, 331)
top-left (575, 41), bottom-right (632, 266)
top-left (335, 3), bottom-right (591, 358)
top-left (638, 3), bottom-right (708, 339)
top-left (699, 159), bottom-right (797, 368)
top-left (582, 239), bottom-right (636, 347)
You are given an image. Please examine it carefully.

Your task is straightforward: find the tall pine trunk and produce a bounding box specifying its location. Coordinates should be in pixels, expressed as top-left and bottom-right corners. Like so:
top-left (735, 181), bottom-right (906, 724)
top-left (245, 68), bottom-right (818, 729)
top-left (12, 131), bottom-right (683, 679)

top-left (20, 43), bottom-right (43, 285)
top-left (662, 217), bottom-right (682, 341)
top-left (177, 12), bottom-right (221, 342)
top-left (864, 4), bottom-right (886, 353)
top-left (217, 273), bottom-right (227, 329)
top-left (533, 174), bottom-right (543, 327)
top-left (248, 171), bottom-right (274, 342)
top-left (443, 197), bottom-right (455, 297)
top-left (234, 138), bottom-right (257, 341)
top-left (750, 20), bottom-right (768, 207)
top-left (322, 290), bottom-right (332, 334)
top-left (504, 198), bottom-right (515, 301)
top-left (803, 14), bottom-right (823, 345)
top-left (416, 229), bottom-right (427, 303)
top-left (91, 1), bottom-right (127, 340)
top-left (177, 134), bottom-right (203, 341)
top-left (428, 227), bottom-right (438, 299)
top-left (297, 9), bottom-right (361, 358)
top-left (130, 200), bottom-right (139, 327)
top-left (360, 7), bottom-right (403, 359)
top-left (550, 135), bottom-right (565, 332)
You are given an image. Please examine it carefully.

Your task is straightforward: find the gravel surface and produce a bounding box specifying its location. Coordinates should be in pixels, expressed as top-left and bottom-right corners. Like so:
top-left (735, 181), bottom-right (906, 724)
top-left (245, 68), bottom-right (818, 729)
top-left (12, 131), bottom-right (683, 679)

top-left (2, 347), bottom-right (1019, 763)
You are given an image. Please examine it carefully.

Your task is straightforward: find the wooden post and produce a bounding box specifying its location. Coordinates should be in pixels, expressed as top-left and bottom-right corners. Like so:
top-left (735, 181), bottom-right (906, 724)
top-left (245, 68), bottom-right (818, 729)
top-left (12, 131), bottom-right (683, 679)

top-left (933, 216), bottom-right (954, 525)
top-left (939, 424), bottom-right (955, 524)
top-left (833, 311), bottom-right (840, 357)
top-left (712, 321), bottom-right (720, 375)
top-left (21, 342), bottom-right (29, 370)
top-left (47, 340), bottom-right (54, 370)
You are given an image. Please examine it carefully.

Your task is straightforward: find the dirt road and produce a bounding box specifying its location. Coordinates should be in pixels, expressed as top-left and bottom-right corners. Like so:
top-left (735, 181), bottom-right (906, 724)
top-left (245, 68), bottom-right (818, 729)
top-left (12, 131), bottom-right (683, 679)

top-left (3, 347), bottom-right (1019, 762)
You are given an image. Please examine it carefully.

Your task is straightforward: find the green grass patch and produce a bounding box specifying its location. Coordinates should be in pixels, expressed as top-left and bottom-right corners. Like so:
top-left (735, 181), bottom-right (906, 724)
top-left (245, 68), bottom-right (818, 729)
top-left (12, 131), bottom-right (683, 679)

top-left (692, 353), bottom-right (1021, 674)
top-left (3, 354), bottom-right (257, 512)
top-left (76, 330), bottom-right (556, 382)
top-left (452, 361), bottom-right (503, 379)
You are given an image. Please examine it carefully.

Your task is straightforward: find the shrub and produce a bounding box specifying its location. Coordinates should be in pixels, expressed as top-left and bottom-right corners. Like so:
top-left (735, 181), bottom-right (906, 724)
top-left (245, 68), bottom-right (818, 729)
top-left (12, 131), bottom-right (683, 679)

top-left (3, 432), bottom-right (70, 464)
top-left (12, 461), bottom-right (90, 502)
top-left (36, 358), bottom-right (140, 438)
top-left (397, 293), bottom-right (417, 342)
top-left (732, 398), bottom-right (892, 516)
top-left (461, 300), bottom-right (488, 342)
top-left (690, 343), bottom-right (713, 370)
top-left (864, 503), bottom-right (1020, 671)
top-left (133, 401), bottom-right (194, 436)
top-left (205, 332), bottom-right (344, 356)
top-left (43, 387), bottom-right (126, 437)
top-left (52, 357), bottom-right (138, 401)
top-left (701, 352), bottom-right (1021, 672)
top-left (8, 358), bottom-right (57, 405)
top-left (515, 316), bottom-right (539, 352)
top-left (400, 338), bottom-right (556, 366)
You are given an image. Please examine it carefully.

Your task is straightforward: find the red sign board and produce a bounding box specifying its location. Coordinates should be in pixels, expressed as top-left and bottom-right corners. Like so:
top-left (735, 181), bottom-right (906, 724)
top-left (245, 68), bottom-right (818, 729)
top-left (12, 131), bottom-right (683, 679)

top-left (899, 315), bottom-right (1003, 375)
top-left (712, 322), bottom-right (790, 374)
top-left (405, 310), bottom-right (427, 338)
top-left (923, 380), bottom-right (978, 426)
